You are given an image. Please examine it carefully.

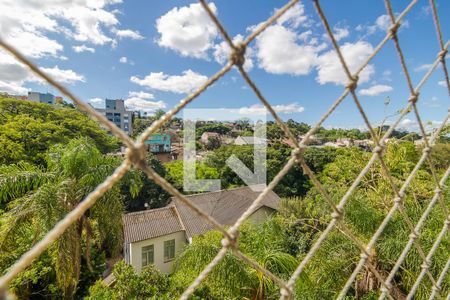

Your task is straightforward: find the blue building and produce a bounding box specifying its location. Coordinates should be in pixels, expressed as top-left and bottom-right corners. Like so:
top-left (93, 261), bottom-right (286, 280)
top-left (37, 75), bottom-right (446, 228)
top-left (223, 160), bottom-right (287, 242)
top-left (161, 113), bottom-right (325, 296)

top-left (28, 92), bottom-right (55, 105)
top-left (145, 134), bottom-right (171, 153)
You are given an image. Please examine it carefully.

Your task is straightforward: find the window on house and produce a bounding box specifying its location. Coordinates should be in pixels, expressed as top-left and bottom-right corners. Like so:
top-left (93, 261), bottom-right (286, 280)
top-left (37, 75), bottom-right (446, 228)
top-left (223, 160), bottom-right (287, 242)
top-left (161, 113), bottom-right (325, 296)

top-left (141, 245), bottom-right (154, 267)
top-left (164, 239), bottom-right (175, 262)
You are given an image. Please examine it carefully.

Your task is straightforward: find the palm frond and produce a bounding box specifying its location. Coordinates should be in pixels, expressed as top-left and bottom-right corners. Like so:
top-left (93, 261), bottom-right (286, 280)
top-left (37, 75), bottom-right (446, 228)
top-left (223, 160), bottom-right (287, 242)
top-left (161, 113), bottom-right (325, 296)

top-left (0, 162), bottom-right (54, 204)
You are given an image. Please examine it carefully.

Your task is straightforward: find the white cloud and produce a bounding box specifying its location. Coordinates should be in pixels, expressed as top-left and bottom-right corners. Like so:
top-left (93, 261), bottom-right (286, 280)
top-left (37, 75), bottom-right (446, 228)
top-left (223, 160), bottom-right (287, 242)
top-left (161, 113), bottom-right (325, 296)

top-left (4, 29), bottom-right (63, 58)
top-left (256, 25), bottom-right (318, 75)
top-left (375, 15), bottom-right (391, 31)
top-left (414, 63), bottom-right (433, 72)
top-left (0, 80), bottom-right (29, 94)
top-left (238, 103), bottom-right (304, 115)
top-left (73, 45), bottom-right (95, 53)
top-left (398, 118), bottom-right (416, 129)
top-left (358, 14), bottom-right (409, 37)
top-left (438, 80), bottom-right (448, 87)
top-left (251, 3), bottom-right (322, 76)
top-left (333, 27), bottom-right (349, 41)
top-left (40, 66), bottom-right (85, 84)
top-left (130, 69), bottom-right (208, 94)
top-left (358, 84), bottom-right (393, 96)
top-left (0, 0), bottom-right (136, 59)
top-left (125, 91), bottom-right (165, 113)
top-left (155, 2), bottom-right (218, 59)
top-left (128, 91), bottom-right (154, 99)
top-left (316, 41), bottom-right (375, 85)
top-left (0, 52), bottom-right (84, 93)
top-left (213, 34), bottom-right (254, 71)
top-left (88, 97), bottom-right (104, 108)
top-left (275, 3), bottom-right (308, 29)
top-left (113, 28), bottom-right (144, 40)
top-left (119, 56), bottom-right (135, 65)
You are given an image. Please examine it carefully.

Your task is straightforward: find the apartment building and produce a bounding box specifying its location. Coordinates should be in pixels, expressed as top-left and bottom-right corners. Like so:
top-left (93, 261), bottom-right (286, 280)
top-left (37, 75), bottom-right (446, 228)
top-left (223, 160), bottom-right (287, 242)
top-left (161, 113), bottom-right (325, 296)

top-left (97, 99), bottom-right (133, 136)
top-left (28, 92), bottom-right (55, 105)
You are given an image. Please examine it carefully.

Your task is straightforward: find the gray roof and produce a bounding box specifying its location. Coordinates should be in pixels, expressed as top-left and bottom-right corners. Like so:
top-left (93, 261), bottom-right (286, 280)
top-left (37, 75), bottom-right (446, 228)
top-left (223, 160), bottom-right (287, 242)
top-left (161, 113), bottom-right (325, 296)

top-left (123, 187), bottom-right (280, 243)
top-left (168, 186), bottom-right (280, 238)
top-left (123, 206), bottom-right (184, 243)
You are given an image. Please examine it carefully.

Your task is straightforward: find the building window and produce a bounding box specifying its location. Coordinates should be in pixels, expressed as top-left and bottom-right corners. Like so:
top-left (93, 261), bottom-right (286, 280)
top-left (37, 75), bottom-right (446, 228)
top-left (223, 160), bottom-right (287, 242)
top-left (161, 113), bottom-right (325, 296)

top-left (164, 239), bottom-right (175, 262)
top-left (142, 245), bottom-right (154, 267)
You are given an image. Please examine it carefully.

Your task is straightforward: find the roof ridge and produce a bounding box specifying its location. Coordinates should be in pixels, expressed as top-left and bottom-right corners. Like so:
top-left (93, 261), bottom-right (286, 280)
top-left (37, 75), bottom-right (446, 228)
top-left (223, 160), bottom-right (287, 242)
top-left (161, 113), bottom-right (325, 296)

top-left (123, 205), bottom-right (174, 217)
top-left (172, 185), bottom-right (253, 199)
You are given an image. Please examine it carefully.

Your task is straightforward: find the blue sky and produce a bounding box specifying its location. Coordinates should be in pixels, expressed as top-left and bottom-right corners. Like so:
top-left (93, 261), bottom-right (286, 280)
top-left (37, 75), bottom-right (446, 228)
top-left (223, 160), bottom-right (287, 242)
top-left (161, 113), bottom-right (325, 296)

top-left (0, 0), bottom-right (448, 131)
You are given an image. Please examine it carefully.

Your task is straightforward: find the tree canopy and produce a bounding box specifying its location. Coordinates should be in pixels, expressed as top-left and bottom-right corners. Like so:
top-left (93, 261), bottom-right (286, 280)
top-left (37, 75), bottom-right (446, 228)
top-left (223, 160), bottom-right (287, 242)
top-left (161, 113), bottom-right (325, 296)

top-left (0, 97), bottom-right (120, 166)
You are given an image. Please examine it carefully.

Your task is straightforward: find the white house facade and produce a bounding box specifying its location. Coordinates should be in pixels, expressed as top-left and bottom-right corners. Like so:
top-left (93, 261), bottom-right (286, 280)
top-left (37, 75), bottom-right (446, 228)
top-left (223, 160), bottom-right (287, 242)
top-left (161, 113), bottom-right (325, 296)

top-left (122, 186), bottom-right (281, 274)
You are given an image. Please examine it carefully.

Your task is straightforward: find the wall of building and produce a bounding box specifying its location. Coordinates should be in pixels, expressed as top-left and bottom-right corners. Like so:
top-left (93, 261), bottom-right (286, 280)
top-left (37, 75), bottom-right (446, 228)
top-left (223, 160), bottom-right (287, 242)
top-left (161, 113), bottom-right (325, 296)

top-left (249, 206), bottom-right (275, 224)
top-left (96, 99), bottom-right (133, 136)
top-left (129, 230), bottom-right (187, 274)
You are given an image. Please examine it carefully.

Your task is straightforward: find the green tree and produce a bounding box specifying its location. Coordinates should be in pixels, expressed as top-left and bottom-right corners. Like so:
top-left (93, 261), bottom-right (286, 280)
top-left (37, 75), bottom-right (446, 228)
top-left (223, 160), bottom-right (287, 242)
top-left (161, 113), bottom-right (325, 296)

top-left (122, 153), bottom-right (171, 211)
top-left (0, 97), bottom-right (120, 166)
top-left (86, 261), bottom-right (170, 299)
top-left (0, 138), bottom-right (141, 299)
top-left (165, 160), bottom-right (219, 192)
top-left (171, 220), bottom-right (297, 299)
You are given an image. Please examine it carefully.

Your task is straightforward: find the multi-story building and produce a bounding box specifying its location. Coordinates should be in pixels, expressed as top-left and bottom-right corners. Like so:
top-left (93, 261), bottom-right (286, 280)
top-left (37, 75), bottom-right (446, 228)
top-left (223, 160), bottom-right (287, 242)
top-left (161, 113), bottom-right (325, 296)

top-left (28, 92), bottom-right (55, 105)
top-left (97, 99), bottom-right (133, 136)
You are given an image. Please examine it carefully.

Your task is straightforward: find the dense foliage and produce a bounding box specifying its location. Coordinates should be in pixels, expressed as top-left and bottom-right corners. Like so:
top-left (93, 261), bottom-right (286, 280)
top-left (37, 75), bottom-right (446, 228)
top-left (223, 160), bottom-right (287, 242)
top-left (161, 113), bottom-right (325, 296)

top-left (0, 97), bottom-right (120, 166)
top-left (0, 98), bottom-right (448, 299)
top-left (85, 142), bottom-right (449, 300)
top-left (0, 139), bottom-right (143, 298)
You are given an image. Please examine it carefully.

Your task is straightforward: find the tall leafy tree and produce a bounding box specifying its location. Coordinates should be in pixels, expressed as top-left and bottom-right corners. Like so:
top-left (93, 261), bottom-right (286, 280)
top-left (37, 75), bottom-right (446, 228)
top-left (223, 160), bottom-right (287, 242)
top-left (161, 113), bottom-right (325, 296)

top-left (0, 138), bottom-right (141, 299)
top-left (0, 97), bottom-right (120, 166)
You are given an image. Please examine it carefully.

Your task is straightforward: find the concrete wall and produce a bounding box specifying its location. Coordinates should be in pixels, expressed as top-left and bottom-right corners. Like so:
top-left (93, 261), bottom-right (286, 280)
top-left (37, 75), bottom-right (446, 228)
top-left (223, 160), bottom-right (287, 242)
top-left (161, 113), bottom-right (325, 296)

top-left (129, 231), bottom-right (187, 274)
top-left (249, 206), bottom-right (275, 224)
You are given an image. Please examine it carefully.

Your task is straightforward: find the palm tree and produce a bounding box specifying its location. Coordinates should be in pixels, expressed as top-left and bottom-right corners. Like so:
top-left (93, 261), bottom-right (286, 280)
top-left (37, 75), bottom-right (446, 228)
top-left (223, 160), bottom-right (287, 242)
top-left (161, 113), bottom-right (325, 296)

top-left (171, 220), bottom-right (297, 300)
top-left (0, 138), bottom-right (141, 299)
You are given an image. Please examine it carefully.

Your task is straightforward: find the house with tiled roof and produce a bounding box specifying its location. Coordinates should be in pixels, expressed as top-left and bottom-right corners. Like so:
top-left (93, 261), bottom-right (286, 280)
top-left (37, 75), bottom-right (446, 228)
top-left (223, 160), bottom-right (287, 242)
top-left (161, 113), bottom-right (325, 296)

top-left (123, 186), bottom-right (280, 274)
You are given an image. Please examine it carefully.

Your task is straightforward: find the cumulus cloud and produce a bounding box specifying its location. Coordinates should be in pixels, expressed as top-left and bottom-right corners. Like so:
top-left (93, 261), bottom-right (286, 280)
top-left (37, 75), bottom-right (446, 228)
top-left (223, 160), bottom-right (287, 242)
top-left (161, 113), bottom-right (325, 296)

top-left (155, 2), bottom-right (218, 59)
top-left (399, 118), bottom-right (416, 129)
top-left (256, 25), bottom-right (318, 75)
top-left (316, 41), bottom-right (375, 85)
top-left (333, 27), bottom-right (349, 41)
top-left (119, 56), bottom-right (134, 65)
top-left (0, 80), bottom-right (29, 94)
top-left (125, 91), bottom-right (166, 113)
top-left (438, 80), bottom-right (448, 87)
top-left (39, 66), bottom-right (85, 84)
top-left (213, 34), bottom-right (254, 71)
top-left (253, 3), bottom-right (321, 76)
top-left (0, 52), bottom-right (84, 93)
top-left (238, 103), bottom-right (304, 115)
top-left (357, 14), bottom-right (409, 37)
top-left (73, 45), bottom-right (95, 53)
top-left (128, 91), bottom-right (154, 100)
top-left (112, 28), bottom-right (144, 40)
top-left (275, 3), bottom-right (308, 29)
top-left (130, 69), bottom-right (208, 94)
top-left (0, 0), bottom-right (137, 59)
top-left (88, 97), bottom-right (104, 108)
top-left (414, 63), bottom-right (433, 72)
top-left (358, 84), bottom-right (393, 96)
